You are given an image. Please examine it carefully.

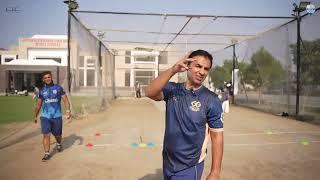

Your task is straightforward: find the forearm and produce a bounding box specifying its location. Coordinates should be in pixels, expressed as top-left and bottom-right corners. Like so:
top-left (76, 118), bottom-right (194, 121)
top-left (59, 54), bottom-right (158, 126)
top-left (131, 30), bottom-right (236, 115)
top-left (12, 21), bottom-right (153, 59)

top-left (34, 106), bottom-right (41, 118)
top-left (62, 96), bottom-right (71, 112)
top-left (210, 131), bottom-right (224, 175)
top-left (34, 100), bottom-right (42, 118)
top-left (145, 67), bottom-right (175, 99)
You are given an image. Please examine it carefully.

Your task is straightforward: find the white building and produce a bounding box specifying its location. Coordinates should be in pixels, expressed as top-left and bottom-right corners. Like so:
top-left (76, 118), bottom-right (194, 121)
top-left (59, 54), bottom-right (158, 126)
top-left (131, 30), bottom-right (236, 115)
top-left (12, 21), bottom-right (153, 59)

top-left (0, 35), bottom-right (183, 96)
top-left (0, 35), bottom-right (68, 93)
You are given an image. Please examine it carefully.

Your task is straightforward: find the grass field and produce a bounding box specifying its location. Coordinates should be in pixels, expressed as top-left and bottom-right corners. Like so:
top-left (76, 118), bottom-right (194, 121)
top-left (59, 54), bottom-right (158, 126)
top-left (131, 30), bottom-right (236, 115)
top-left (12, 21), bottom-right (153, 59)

top-left (0, 96), bottom-right (34, 124)
top-left (0, 96), bottom-right (102, 124)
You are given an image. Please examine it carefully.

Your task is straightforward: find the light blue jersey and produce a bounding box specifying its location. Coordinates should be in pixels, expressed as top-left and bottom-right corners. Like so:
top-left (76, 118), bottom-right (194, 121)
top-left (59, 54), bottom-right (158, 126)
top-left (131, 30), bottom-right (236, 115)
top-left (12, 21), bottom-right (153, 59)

top-left (39, 84), bottom-right (65, 119)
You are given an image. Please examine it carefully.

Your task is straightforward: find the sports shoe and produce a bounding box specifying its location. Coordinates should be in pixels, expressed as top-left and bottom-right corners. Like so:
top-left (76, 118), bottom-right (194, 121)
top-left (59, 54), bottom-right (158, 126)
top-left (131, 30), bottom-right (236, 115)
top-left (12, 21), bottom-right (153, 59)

top-left (56, 144), bottom-right (63, 152)
top-left (42, 153), bottom-right (51, 161)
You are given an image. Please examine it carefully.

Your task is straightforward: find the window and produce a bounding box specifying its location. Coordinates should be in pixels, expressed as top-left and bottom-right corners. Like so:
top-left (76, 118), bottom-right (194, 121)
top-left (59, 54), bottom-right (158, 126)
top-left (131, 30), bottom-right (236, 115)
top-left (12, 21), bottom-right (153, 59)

top-left (79, 56), bottom-right (84, 67)
top-left (1, 55), bottom-right (16, 64)
top-left (125, 71), bottom-right (130, 87)
top-left (86, 58), bottom-right (95, 67)
top-left (36, 57), bottom-right (61, 63)
top-left (87, 70), bottom-right (95, 86)
top-left (135, 56), bottom-right (155, 63)
top-left (78, 56), bottom-right (97, 87)
top-left (79, 69), bottom-right (84, 86)
top-left (135, 70), bottom-right (155, 86)
top-left (5, 58), bottom-right (14, 63)
top-left (125, 51), bottom-right (131, 64)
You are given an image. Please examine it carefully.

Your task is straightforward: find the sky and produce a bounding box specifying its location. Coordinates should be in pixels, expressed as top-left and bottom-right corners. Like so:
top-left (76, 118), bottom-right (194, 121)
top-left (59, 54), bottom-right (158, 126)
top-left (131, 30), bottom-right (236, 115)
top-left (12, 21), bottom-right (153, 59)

top-left (1, 0), bottom-right (319, 49)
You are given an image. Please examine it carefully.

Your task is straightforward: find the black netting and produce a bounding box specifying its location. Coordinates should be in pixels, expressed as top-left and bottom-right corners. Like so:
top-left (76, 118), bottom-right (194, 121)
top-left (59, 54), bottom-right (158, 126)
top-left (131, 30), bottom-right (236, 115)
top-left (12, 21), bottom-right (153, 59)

top-left (210, 10), bottom-right (320, 120)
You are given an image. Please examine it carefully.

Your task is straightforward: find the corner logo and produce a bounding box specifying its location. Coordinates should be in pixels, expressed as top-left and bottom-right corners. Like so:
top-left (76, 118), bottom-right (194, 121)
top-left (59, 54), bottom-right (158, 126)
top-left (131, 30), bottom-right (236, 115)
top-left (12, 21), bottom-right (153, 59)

top-left (53, 90), bottom-right (57, 94)
top-left (190, 101), bottom-right (201, 112)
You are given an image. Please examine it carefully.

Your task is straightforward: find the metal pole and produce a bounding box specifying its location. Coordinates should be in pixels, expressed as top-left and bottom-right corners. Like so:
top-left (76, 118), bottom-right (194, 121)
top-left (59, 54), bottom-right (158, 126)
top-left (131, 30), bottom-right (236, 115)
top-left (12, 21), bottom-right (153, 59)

top-left (67, 9), bottom-right (71, 94)
top-left (295, 11), bottom-right (301, 117)
top-left (57, 66), bottom-right (60, 84)
top-left (232, 44), bottom-right (236, 104)
top-left (98, 41), bottom-right (102, 87)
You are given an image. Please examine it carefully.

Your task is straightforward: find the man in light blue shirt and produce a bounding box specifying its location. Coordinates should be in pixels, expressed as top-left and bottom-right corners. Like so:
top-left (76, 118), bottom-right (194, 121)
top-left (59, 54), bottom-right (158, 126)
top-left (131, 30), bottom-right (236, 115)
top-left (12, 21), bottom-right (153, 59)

top-left (34, 71), bottom-right (71, 161)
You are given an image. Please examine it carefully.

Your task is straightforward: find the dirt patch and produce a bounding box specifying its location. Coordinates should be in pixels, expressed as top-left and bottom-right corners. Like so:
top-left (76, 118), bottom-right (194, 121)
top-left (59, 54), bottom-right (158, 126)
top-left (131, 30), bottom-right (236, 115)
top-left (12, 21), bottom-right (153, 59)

top-left (0, 99), bottom-right (319, 180)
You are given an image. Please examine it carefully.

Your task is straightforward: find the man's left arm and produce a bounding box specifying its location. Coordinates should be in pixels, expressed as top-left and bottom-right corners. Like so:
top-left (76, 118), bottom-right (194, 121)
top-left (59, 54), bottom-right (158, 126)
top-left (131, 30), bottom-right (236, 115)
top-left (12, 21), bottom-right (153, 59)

top-left (206, 96), bottom-right (224, 180)
top-left (207, 130), bottom-right (224, 180)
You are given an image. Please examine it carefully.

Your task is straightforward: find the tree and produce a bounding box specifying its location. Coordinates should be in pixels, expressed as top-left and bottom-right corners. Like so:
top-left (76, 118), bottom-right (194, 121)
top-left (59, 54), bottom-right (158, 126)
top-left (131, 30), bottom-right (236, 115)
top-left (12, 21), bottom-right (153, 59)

top-left (209, 65), bottom-right (230, 88)
top-left (245, 47), bottom-right (285, 103)
top-left (290, 39), bottom-right (320, 86)
top-left (209, 59), bottom-right (250, 89)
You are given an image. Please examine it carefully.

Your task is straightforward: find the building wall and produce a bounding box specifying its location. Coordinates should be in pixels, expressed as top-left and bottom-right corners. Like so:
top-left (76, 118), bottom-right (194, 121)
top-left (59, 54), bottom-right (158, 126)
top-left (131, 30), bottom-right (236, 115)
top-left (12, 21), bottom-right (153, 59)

top-left (18, 37), bottom-right (68, 59)
top-left (0, 66), bottom-right (8, 94)
top-left (114, 49), bottom-right (179, 89)
top-left (0, 36), bottom-right (68, 92)
top-left (0, 35), bottom-right (202, 96)
top-left (28, 49), bottom-right (67, 65)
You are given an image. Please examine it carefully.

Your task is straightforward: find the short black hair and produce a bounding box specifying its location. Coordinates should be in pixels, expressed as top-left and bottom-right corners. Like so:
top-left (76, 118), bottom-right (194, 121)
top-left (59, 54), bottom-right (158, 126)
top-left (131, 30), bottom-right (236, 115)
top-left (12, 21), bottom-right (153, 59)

top-left (41, 71), bottom-right (52, 78)
top-left (188, 49), bottom-right (213, 68)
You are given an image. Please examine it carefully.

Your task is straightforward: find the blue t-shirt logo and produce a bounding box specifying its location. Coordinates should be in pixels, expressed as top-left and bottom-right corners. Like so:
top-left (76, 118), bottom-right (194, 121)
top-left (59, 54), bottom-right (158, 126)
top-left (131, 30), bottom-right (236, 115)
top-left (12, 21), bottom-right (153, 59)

top-left (190, 101), bottom-right (201, 112)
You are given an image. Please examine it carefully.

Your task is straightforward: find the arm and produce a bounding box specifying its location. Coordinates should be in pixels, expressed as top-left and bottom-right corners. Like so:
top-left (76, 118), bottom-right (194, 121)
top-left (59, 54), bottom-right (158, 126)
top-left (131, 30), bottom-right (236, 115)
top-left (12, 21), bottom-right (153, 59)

top-left (145, 54), bottom-right (194, 101)
top-left (144, 67), bottom-right (176, 101)
top-left (62, 95), bottom-right (71, 119)
top-left (34, 99), bottom-right (42, 123)
top-left (207, 131), bottom-right (224, 180)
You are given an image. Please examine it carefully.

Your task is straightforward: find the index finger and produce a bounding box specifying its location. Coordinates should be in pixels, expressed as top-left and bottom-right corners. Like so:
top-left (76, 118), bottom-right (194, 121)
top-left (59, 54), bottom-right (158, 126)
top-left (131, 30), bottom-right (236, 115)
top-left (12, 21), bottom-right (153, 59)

top-left (183, 58), bottom-right (195, 64)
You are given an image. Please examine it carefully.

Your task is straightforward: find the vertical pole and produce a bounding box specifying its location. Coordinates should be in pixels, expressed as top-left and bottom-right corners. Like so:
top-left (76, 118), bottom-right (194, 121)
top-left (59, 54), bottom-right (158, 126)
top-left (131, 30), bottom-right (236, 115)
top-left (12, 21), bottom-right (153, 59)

top-left (99, 41), bottom-right (102, 75)
top-left (98, 41), bottom-right (102, 88)
top-left (232, 44), bottom-right (236, 104)
top-left (57, 66), bottom-right (60, 84)
top-left (67, 9), bottom-right (71, 94)
top-left (296, 11), bottom-right (301, 117)
top-left (157, 55), bottom-right (160, 77)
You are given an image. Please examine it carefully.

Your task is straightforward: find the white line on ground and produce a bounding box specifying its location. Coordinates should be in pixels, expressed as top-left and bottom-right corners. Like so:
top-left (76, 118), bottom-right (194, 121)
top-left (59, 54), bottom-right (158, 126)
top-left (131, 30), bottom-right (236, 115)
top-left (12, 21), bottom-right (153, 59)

top-left (82, 141), bottom-right (320, 148)
top-left (225, 141), bottom-right (320, 146)
top-left (226, 131), bottom-right (320, 136)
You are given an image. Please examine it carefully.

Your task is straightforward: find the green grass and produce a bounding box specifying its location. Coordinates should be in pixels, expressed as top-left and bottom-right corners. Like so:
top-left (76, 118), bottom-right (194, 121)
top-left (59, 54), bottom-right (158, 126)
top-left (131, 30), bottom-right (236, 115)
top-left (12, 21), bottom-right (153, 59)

top-left (0, 96), bottom-right (35, 124)
top-left (0, 96), bottom-right (102, 124)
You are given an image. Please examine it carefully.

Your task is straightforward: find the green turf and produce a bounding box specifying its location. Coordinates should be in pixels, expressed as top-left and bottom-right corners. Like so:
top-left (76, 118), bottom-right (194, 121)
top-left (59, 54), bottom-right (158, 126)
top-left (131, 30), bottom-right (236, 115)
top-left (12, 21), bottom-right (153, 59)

top-left (0, 95), bottom-right (102, 124)
top-left (0, 96), bottom-right (35, 124)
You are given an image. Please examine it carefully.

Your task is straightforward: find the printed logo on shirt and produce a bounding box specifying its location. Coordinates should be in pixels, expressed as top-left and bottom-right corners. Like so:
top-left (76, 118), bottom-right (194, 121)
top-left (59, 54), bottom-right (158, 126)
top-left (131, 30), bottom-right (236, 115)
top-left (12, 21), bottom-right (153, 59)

top-left (53, 89), bottom-right (57, 94)
top-left (190, 101), bottom-right (201, 112)
top-left (44, 98), bottom-right (59, 103)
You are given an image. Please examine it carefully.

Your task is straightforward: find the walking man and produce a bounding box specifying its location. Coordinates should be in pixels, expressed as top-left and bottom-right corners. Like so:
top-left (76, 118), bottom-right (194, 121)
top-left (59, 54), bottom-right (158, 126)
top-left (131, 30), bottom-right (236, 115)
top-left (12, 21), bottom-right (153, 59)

top-left (135, 81), bottom-right (141, 98)
top-left (145, 50), bottom-right (224, 180)
top-left (34, 71), bottom-right (71, 161)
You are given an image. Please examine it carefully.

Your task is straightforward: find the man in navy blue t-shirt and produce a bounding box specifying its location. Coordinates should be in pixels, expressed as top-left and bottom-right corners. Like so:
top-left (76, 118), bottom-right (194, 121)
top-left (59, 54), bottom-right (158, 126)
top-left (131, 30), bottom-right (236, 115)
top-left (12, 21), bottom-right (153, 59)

top-left (145, 50), bottom-right (224, 180)
top-left (34, 71), bottom-right (71, 161)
